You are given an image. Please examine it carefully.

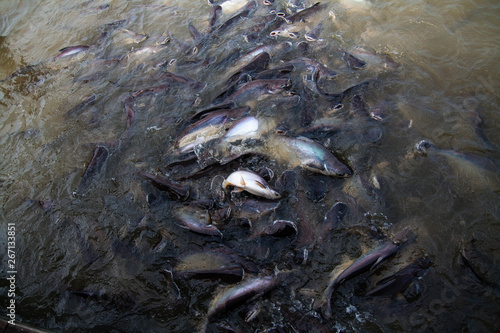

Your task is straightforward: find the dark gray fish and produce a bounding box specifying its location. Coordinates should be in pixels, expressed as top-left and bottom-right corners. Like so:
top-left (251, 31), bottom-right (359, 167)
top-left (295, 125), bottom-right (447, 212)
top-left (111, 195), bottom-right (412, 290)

top-left (175, 265), bottom-right (244, 283)
top-left (319, 201), bottom-right (348, 237)
top-left (209, 5), bottom-right (223, 28)
top-left (223, 78), bottom-right (291, 105)
top-left (305, 23), bottom-right (323, 41)
top-left (250, 219), bottom-right (298, 239)
top-left (209, 7), bottom-right (251, 37)
top-left (284, 2), bottom-right (324, 24)
top-left (157, 71), bottom-right (205, 91)
top-left (230, 198), bottom-right (281, 221)
top-left (350, 94), bottom-right (373, 122)
top-left (84, 4), bottom-right (110, 13)
top-left (253, 64), bottom-right (294, 80)
top-left (78, 146), bottom-right (109, 191)
top-left (175, 207), bottom-right (223, 237)
top-left (102, 20), bottom-right (126, 31)
top-left (213, 74), bottom-right (252, 104)
top-left (130, 83), bottom-right (170, 99)
top-left (225, 51), bottom-right (270, 85)
top-left (63, 94), bottom-right (96, 119)
top-left (322, 228), bottom-right (412, 318)
top-left (285, 57), bottom-right (337, 80)
top-left (138, 171), bottom-right (190, 201)
top-left (460, 239), bottom-right (500, 286)
top-left (188, 22), bottom-right (204, 42)
top-left (188, 102), bottom-right (236, 122)
top-left (366, 257), bottom-right (432, 297)
top-left (342, 50), bottom-right (366, 70)
top-left (123, 96), bottom-right (135, 128)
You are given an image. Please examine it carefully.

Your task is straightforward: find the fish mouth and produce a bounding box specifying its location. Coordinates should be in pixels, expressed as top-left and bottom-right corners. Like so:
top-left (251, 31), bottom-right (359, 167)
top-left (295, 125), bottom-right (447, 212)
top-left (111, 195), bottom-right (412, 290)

top-left (324, 163), bottom-right (352, 178)
top-left (414, 140), bottom-right (433, 156)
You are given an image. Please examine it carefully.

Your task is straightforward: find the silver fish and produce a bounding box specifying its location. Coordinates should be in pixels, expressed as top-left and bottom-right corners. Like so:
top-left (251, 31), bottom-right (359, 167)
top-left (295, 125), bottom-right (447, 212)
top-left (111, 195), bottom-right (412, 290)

top-left (268, 136), bottom-right (352, 177)
top-left (223, 170), bottom-right (281, 199)
top-left (206, 272), bottom-right (279, 319)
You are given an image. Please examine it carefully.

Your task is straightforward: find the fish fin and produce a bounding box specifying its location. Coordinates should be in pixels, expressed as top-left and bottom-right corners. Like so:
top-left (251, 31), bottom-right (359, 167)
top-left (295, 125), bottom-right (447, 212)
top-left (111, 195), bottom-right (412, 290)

top-left (232, 187), bottom-right (244, 193)
top-left (254, 180), bottom-right (267, 189)
top-left (296, 136), bottom-right (314, 142)
top-left (240, 175), bottom-right (246, 186)
top-left (370, 256), bottom-right (385, 270)
top-left (374, 273), bottom-right (398, 286)
top-left (304, 160), bottom-right (323, 171)
top-left (222, 180), bottom-right (229, 189)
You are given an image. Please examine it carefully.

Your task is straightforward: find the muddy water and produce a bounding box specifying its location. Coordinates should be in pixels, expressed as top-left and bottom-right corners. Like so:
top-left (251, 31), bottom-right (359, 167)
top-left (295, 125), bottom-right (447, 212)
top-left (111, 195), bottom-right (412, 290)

top-left (1, 0), bottom-right (499, 332)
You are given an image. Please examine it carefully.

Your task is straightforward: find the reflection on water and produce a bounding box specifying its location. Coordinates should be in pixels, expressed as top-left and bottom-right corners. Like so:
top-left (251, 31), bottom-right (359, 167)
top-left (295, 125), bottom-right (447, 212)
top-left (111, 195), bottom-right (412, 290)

top-left (1, 0), bottom-right (500, 332)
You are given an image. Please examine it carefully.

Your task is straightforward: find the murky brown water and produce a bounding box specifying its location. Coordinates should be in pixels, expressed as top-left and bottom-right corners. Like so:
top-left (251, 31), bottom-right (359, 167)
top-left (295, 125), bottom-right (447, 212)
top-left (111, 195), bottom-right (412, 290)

top-left (1, 0), bottom-right (500, 332)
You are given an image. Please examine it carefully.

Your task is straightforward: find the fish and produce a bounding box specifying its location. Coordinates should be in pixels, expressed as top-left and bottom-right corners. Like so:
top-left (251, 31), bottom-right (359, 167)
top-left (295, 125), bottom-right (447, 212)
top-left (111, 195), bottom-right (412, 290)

top-left (176, 265), bottom-right (244, 283)
top-left (123, 96), bottom-right (135, 128)
top-left (317, 202), bottom-right (348, 242)
top-left (410, 140), bottom-right (500, 192)
top-left (53, 45), bottom-right (89, 60)
top-left (175, 107), bottom-right (248, 153)
top-left (173, 252), bottom-right (244, 283)
top-left (138, 171), bottom-right (190, 201)
top-left (63, 94), bottom-right (96, 119)
top-left (205, 272), bottom-right (279, 320)
top-left (342, 50), bottom-right (366, 70)
top-left (250, 219), bottom-right (297, 239)
top-left (225, 51), bottom-right (270, 86)
top-left (77, 146), bottom-right (109, 191)
top-left (113, 28), bottom-right (149, 44)
top-left (322, 228), bottom-right (412, 318)
top-left (221, 116), bottom-right (260, 141)
top-left (284, 2), bottom-right (324, 24)
top-left (175, 207), bottom-right (223, 237)
top-left (208, 5), bottom-right (223, 28)
top-left (366, 257), bottom-right (432, 297)
top-left (223, 170), bottom-right (281, 199)
top-left (222, 78), bottom-right (291, 106)
top-left (347, 46), bottom-right (399, 71)
top-left (268, 136), bottom-right (352, 177)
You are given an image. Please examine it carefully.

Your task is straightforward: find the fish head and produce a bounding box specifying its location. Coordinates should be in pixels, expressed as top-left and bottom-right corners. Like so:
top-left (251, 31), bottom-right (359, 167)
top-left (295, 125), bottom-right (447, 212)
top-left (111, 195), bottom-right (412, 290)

top-left (413, 140), bottom-right (433, 156)
top-left (263, 187), bottom-right (281, 200)
top-left (324, 161), bottom-right (352, 178)
top-left (393, 227), bottom-right (413, 244)
top-left (303, 159), bottom-right (352, 178)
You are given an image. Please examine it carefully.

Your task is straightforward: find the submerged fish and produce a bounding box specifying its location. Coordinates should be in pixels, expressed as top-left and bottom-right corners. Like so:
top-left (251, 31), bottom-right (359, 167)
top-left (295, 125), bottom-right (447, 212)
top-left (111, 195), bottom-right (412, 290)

top-left (268, 136), bottom-right (352, 177)
top-left (175, 207), bottom-right (222, 237)
top-left (138, 171), bottom-right (190, 201)
top-left (366, 257), bottom-right (432, 297)
top-left (322, 228), bottom-right (412, 318)
top-left (223, 170), bottom-right (281, 199)
top-left (174, 252), bottom-right (244, 283)
top-left (411, 140), bottom-right (500, 192)
top-left (53, 45), bottom-right (90, 60)
top-left (77, 146), bottom-right (109, 191)
top-left (206, 272), bottom-right (279, 320)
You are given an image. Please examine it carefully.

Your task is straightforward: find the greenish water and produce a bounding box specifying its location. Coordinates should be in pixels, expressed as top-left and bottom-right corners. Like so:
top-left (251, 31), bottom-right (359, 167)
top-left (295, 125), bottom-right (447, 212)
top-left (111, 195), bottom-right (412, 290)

top-left (1, 0), bottom-right (499, 332)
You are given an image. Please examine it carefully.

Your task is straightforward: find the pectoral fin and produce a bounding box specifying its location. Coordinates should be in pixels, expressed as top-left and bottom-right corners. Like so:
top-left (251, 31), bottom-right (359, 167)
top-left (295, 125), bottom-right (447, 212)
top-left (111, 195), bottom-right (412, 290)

top-left (254, 180), bottom-right (267, 189)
